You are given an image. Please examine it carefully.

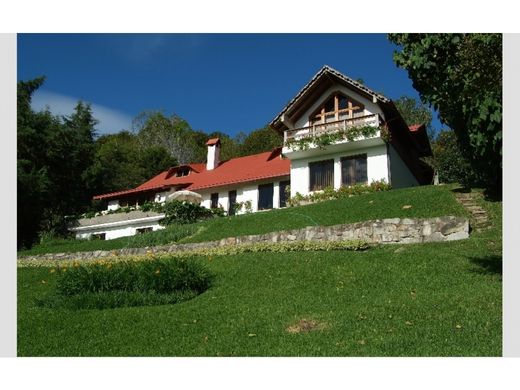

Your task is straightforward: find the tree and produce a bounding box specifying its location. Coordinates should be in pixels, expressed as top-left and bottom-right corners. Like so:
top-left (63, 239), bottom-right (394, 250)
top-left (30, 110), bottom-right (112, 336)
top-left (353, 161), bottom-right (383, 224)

top-left (431, 129), bottom-right (479, 185)
top-left (133, 111), bottom-right (199, 164)
top-left (393, 96), bottom-right (435, 141)
top-left (17, 78), bottom-right (98, 247)
top-left (84, 132), bottom-right (144, 195)
top-left (388, 33), bottom-right (502, 192)
top-left (238, 126), bottom-right (283, 156)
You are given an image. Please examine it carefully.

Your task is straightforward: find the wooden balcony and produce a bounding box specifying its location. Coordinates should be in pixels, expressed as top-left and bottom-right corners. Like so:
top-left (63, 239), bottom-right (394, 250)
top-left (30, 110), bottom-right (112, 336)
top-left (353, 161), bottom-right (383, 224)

top-left (283, 113), bottom-right (382, 144)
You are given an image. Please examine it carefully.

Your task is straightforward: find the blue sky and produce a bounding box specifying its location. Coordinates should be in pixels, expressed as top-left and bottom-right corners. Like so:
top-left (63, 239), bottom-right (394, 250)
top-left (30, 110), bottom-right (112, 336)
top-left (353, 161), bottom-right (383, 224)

top-left (17, 33), bottom-right (443, 137)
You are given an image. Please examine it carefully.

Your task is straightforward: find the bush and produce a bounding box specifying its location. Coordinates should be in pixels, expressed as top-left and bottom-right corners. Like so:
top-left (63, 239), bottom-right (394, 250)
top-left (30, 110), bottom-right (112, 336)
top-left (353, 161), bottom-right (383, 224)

top-left (287, 180), bottom-right (391, 207)
top-left (161, 200), bottom-right (215, 225)
top-left (42, 257), bottom-right (214, 309)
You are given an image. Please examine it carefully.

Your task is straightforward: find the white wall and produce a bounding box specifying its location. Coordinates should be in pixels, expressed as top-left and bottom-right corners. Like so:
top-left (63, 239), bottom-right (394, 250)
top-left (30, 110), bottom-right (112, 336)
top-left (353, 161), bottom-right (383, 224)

top-left (293, 84), bottom-right (385, 129)
top-left (289, 144), bottom-right (389, 197)
top-left (198, 177), bottom-right (290, 215)
top-left (107, 200), bottom-right (120, 211)
top-left (75, 219), bottom-right (165, 240)
top-left (388, 144), bottom-right (419, 188)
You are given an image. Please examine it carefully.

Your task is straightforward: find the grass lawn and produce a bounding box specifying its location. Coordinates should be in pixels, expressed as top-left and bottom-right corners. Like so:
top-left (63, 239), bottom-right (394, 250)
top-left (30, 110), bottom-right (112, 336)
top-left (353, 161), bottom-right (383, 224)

top-left (17, 188), bottom-right (501, 356)
top-left (18, 185), bottom-right (467, 256)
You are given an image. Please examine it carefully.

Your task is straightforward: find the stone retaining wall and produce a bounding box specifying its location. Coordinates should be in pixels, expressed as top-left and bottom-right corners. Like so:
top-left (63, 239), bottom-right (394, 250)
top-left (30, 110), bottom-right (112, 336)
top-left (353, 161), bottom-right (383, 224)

top-left (19, 216), bottom-right (469, 263)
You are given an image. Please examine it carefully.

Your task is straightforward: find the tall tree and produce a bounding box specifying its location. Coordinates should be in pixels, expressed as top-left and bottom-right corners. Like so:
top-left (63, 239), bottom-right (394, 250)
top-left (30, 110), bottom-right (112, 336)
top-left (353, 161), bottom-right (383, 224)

top-left (388, 33), bottom-right (502, 192)
top-left (238, 126), bottom-right (283, 156)
top-left (393, 96), bottom-right (434, 140)
top-left (133, 111), bottom-right (198, 164)
top-left (431, 129), bottom-right (479, 185)
top-left (17, 79), bottom-right (98, 247)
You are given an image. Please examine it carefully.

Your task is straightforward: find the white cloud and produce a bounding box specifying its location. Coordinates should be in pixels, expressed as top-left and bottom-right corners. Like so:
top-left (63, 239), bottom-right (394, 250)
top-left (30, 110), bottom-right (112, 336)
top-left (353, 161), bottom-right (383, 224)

top-left (31, 90), bottom-right (133, 135)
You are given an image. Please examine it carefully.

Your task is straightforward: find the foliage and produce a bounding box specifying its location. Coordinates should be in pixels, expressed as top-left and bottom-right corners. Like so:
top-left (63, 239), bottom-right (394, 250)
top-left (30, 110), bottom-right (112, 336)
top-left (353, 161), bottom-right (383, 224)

top-left (17, 78), bottom-right (98, 248)
top-left (234, 200), bottom-right (253, 214)
top-left (430, 129), bottom-right (480, 185)
top-left (133, 111), bottom-right (199, 165)
top-left (36, 257), bottom-right (213, 309)
top-left (393, 96), bottom-right (434, 140)
top-left (161, 200), bottom-right (215, 225)
top-left (236, 126), bottom-right (283, 156)
top-left (55, 257), bottom-right (213, 295)
top-left (287, 180), bottom-right (391, 206)
top-left (284, 125), bottom-right (379, 151)
top-left (388, 33), bottom-right (502, 191)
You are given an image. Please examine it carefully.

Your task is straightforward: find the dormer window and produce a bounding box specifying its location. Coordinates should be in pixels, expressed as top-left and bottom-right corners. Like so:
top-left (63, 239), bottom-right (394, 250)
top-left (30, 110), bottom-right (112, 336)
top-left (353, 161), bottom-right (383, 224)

top-left (176, 167), bottom-right (190, 177)
top-left (310, 92), bottom-right (365, 125)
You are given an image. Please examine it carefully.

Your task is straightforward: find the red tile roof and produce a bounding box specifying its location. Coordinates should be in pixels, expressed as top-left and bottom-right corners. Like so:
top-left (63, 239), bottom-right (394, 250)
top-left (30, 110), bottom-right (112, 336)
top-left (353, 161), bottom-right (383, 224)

top-left (93, 148), bottom-right (290, 200)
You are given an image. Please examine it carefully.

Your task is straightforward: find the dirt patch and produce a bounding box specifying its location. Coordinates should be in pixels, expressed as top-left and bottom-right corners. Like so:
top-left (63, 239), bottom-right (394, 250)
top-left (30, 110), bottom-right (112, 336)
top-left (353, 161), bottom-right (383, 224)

top-left (286, 318), bottom-right (327, 334)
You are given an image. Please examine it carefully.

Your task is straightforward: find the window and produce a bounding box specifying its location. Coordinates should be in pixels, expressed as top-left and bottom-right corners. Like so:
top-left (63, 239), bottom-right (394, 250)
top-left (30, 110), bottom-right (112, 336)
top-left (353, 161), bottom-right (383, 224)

top-left (210, 193), bottom-right (219, 209)
top-left (310, 92), bottom-right (365, 125)
top-left (279, 180), bottom-right (290, 208)
top-left (228, 190), bottom-right (237, 216)
top-left (91, 233), bottom-right (106, 241)
top-left (341, 154), bottom-right (368, 186)
top-left (176, 167), bottom-right (190, 177)
top-left (136, 227), bottom-right (153, 235)
top-left (309, 159), bottom-right (334, 191)
top-left (258, 183), bottom-right (274, 210)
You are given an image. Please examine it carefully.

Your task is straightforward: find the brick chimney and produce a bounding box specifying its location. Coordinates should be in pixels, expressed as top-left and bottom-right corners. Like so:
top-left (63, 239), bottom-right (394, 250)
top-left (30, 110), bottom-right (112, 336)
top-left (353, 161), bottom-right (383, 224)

top-left (206, 138), bottom-right (221, 170)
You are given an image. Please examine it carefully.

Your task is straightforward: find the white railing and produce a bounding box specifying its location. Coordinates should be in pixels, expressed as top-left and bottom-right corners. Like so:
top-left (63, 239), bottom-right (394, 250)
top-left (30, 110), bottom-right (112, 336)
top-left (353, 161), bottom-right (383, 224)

top-left (284, 113), bottom-right (382, 144)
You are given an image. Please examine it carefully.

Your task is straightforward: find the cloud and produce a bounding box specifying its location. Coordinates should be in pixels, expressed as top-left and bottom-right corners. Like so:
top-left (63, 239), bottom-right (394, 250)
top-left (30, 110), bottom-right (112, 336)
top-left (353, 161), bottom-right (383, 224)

top-left (31, 90), bottom-right (133, 135)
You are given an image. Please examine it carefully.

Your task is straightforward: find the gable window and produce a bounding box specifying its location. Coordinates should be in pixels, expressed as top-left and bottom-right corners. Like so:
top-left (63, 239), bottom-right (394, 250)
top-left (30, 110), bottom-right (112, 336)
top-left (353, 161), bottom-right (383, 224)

top-left (309, 159), bottom-right (334, 191)
top-left (341, 154), bottom-right (368, 186)
top-left (210, 193), bottom-right (219, 209)
top-left (176, 167), bottom-right (190, 177)
top-left (310, 92), bottom-right (365, 125)
top-left (258, 183), bottom-right (274, 210)
top-left (279, 180), bottom-right (290, 208)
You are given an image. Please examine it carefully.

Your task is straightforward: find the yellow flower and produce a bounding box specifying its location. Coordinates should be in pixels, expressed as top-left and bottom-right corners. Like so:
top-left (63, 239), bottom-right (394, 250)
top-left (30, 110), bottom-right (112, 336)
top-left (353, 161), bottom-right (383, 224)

top-left (73, 261), bottom-right (80, 268)
top-left (155, 269), bottom-right (160, 275)
top-left (41, 280), bottom-right (46, 284)
top-left (49, 269), bottom-right (56, 274)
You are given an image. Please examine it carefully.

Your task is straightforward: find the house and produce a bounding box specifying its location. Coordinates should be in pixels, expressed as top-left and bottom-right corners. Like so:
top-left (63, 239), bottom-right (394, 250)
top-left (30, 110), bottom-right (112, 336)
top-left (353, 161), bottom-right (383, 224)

top-left (71, 65), bottom-right (432, 240)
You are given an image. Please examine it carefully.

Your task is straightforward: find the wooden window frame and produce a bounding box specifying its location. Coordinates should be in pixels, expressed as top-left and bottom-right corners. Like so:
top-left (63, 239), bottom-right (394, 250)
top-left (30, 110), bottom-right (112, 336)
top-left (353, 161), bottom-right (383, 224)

top-left (309, 159), bottom-right (335, 192)
top-left (309, 92), bottom-right (364, 125)
top-left (341, 154), bottom-right (368, 186)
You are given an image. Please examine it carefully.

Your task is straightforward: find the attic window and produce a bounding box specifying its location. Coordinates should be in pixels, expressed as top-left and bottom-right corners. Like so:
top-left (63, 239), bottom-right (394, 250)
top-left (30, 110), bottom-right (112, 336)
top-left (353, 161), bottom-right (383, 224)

top-left (176, 167), bottom-right (190, 177)
top-left (310, 92), bottom-right (365, 125)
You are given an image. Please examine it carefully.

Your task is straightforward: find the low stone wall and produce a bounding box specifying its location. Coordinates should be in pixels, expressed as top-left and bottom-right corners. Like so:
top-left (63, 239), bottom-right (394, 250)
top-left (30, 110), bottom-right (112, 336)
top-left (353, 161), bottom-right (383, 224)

top-left (19, 216), bottom-right (469, 263)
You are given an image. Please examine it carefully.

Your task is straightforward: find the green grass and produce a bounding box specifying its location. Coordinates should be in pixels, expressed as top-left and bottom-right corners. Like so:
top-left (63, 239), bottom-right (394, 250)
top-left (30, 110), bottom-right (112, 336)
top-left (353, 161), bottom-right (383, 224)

top-left (19, 185), bottom-right (467, 256)
top-left (17, 188), bottom-right (501, 356)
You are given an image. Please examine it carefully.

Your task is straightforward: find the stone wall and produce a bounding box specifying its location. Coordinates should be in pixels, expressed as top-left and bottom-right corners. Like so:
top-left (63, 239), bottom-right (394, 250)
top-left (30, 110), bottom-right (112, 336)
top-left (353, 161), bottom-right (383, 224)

top-left (19, 216), bottom-right (469, 263)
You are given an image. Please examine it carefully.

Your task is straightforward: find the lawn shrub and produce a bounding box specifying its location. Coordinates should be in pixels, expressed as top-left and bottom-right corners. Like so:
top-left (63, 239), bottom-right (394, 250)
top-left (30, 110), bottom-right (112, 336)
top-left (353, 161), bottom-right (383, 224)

top-left (43, 257), bottom-right (214, 309)
top-left (161, 200), bottom-right (215, 225)
top-left (287, 180), bottom-right (391, 206)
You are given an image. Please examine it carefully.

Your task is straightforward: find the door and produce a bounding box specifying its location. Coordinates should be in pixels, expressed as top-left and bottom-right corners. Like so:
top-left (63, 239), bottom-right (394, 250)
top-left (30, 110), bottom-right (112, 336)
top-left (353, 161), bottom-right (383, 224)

top-left (279, 180), bottom-right (290, 208)
top-left (228, 190), bottom-right (237, 216)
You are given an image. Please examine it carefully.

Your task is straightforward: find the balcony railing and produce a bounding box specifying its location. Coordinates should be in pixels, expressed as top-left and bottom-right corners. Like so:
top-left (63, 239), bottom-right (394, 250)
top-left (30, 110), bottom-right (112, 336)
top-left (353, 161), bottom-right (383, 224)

top-left (283, 113), bottom-right (382, 144)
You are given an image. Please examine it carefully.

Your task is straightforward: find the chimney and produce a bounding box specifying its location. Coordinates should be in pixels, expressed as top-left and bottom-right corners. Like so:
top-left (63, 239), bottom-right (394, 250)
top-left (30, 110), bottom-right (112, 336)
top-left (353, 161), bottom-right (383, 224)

top-left (206, 138), bottom-right (221, 170)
